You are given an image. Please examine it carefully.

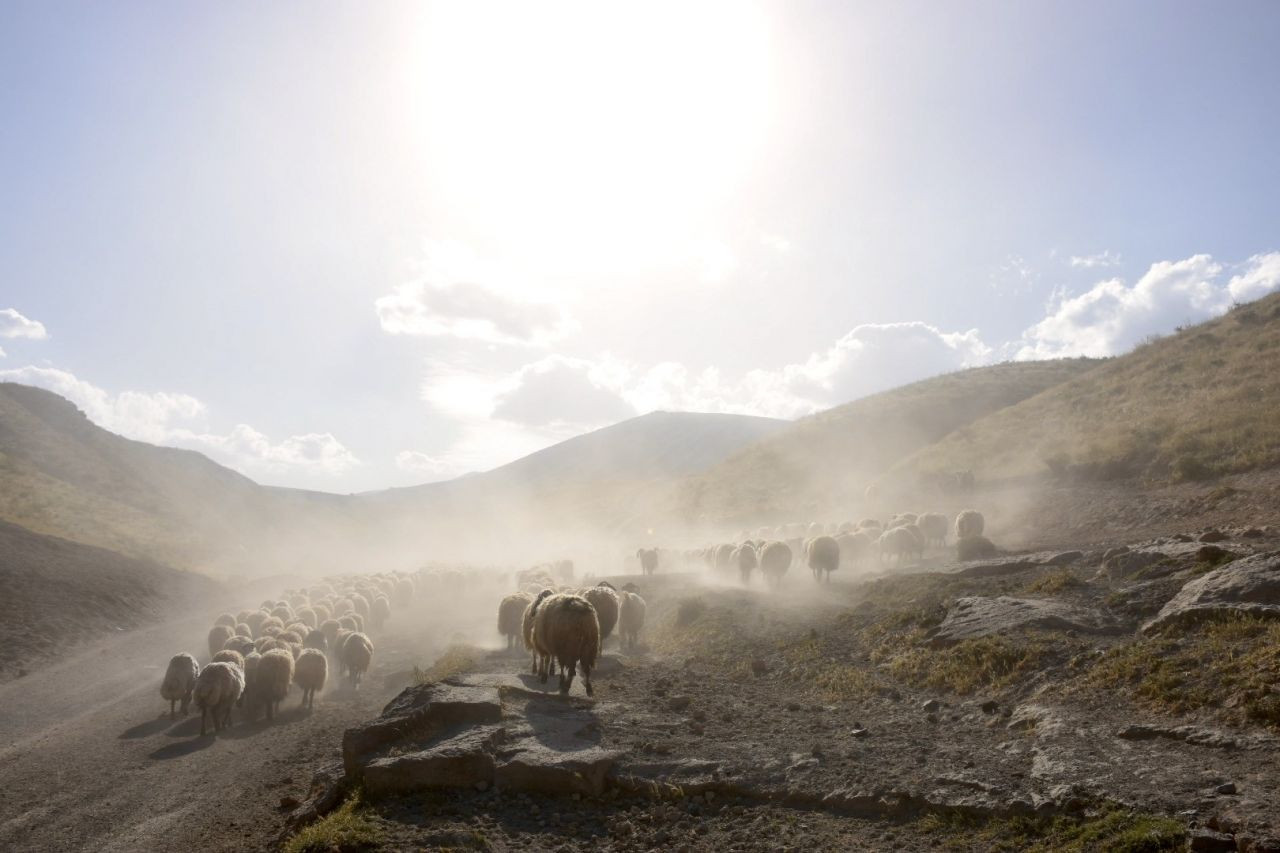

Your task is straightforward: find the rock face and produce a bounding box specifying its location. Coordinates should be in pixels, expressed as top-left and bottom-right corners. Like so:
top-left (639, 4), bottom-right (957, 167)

top-left (1100, 550), bottom-right (1166, 580)
top-left (342, 676), bottom-right (624, 797)
top-left (929, 596), bottom-right (1124, 645)
top-left (1142, 551), bottom-right (1280, 634)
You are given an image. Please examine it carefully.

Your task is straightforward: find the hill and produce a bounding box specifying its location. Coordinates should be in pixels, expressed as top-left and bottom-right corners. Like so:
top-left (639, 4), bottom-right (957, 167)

top-left (900, 292), bottom-right (1280, 484)
top-left (0, 519), bottom-right (222, 680)
top-left (666, 358), bottom-right (1101, 526)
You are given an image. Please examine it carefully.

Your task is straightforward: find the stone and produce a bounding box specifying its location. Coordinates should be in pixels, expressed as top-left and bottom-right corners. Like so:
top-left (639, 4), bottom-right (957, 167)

top-left (1215, 781), bottom-right (1237, 795)
top-left (929, 596), bottom-right (1123, 645)
top-left (922, 699), bottom-right (941, 712)
top-left (1199, 530), bottom-right (1229, 543)
top-left (342, 680), bottom-right (502, 777)
top-left (1043, 550), bottom-right (1084, 566)
top-left (1188, 828), bottom-right (1237, 852)
top-left (980, 700), bottom-right (999, 714)
top-left (1102, 546), bottom-right (1130, 561)
top-left (495, 743), bottom-right (623, 796)
top-left (1242, 528), bottom-right (1266, 539)
top-left (668, 696), bottom-right (692, 713)
top-left (1196, 545), bottom-right (1231, 563)
top-left (278, 795), bottom-right (300, 810)
top-left (1101, 550), bottom-right (1167, 580)
top-left (361, 725), bottom-right (502, 795)
top-left (1143, 552), bottom-right (1280, 633)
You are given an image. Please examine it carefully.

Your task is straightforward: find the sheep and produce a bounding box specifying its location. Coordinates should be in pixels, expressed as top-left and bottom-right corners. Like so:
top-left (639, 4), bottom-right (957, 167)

top-left (732, 542), bottom-right (759, 584)
top-left (222, 635), bottom-right (255, 657)
top-left (371, 596), bottom-right (392, 631)
top-left (531, 593), bottom-right (600, 696)
top-left (618, 591), bottom-right (646, 652)
top-left (277, 630), bottom-right (303, 646)
top-left (857, 518), bottom-right (883, 533)
top-left (296, 606), bottom-right (317, 629)
top-left (917, 512), bottom-right (949, 548)
top-left (270, 605), bottom-right (293, 623)
top-left (834, 531), bottom-right (873, 571)
top-left (193, 661), bottom-right (244, 736)
top-left (337, 615), bottom-right (359, 633)
top-left (888, 512), bottom-right (918, 529)
top-left (303, 629), bottom-right (327, 652)
top-left (713, 542), bottom-right (736, 574)
top-left (636, 548), bottom-right (659, 576)
top-left (214, 613), bottom-right (236, 629)
top-left (806, 522), bottom-right (824, 539)
top-left (256, 648), bottom-right (295, 721)
top-left (955, 509), bottom-right (985, 540)
top-left (581, 584), bottom-right (620, 641)
top-left (351, 593), bottom-right (370, 620)
top-left (259, 615), bottom-right (284, 636)
top-left (522, 590), bottom-right (556, 677)
top-left (341, 632), bottom-right (374, 690)
top-left (311, 603), bottom-right (331, 625)
top-left (348, 612), bottom-right (365, 633)
top-left (806, 535), bottom-right (840, 583)
top-left (759, 541), bottom-right (792, 587)
top-left (207, 625), bottom-right (234, 659)
top-left (294, 648), bottom-right (327, 710)
top-left (319, 618), bottom-right (341, 650)
top-left (212, 649), bottom-right (245, 670)
top-left (160, 653), bottom-right (199, 717)
top-left (240, 651), bottom-right (261, 711)
top-left (395, 578), bottom-right (415, 608)
top-left (245, 611), bottom-right (268, 637)
top-left (335, 599), bottom-right (354, 616)
top-left (957, 535), bottom-right (998, 560)
top-left (498, 592), bottom-right (533, 649)
top-left (878, 526), bottom-right (920, 566)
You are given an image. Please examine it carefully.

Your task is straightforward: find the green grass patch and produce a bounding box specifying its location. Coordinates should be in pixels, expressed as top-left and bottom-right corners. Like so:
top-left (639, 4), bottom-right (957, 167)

top-left (1082, 614), bottom-right (1280, 727)
top-left (284, 793), bottom-right (382, 853)
top-left (918, 805), bottom-right (1185, 852)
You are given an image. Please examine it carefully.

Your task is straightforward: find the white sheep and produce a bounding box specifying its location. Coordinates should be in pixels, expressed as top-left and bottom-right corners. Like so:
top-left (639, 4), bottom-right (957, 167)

top-left (619, 591), bottom-right (647, 652)
top-left (759, 541), bottom-right (792, 587)
top-left (194, 661), bottom-right (244, 736)
top-left (341, 632), bottom-right (374, 690)
top-left (955, 509), bottom-right (985, 539)
top-left (257, 648), bottom-right (295, 721)
top-left (160, 653), bottom-right (199, 717)
top-left (917, 512), bottom-right (949, 548)
top-left (294, 648), bottom-right (327, 710)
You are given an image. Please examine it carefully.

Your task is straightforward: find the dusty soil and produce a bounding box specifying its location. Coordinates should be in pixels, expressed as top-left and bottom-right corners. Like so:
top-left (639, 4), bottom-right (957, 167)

top-left (0, 581), bottom-right (498, 853)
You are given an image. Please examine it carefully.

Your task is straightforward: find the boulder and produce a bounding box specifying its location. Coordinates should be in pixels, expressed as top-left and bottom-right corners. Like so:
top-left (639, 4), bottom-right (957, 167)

top-left (362, 725), bottom-right (503, 795)
top-left (1100, 550), bottom-right (1167, 580)
top-left (1199, 530), bottom-right (1229, 543)
top-left (342, 679), bottom-right (502, 776)
top-left (1142, 551), bottom-right (1280, 634)
top-left (494, 743), bottom-right (623, 795)
top-left (1042, 550), bottom-right (1084, 566)
top-left (929, 596), bottom-right (1124, 645)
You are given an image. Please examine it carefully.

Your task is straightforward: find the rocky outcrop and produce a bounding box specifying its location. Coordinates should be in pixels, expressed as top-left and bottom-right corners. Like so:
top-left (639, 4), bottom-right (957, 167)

top-left (1142, 551), bottom-right (1280, 634)
top-left (929, 596), bottom-right (1124, 645)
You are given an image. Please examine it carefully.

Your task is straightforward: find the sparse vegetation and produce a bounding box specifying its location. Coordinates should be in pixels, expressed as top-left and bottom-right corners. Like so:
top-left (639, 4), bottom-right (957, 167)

top-left (284, 794), bottom-right (382, 853)
top-left (918, 805), bottom-right (1186, 852)
top-left (1025, 569), bottom-right (1085, 594)
top-left (888, 636), bottom-right (1051, 695)
top-left (1080, 614), bottom-right (1280, 727)
top-left (413, 644), bottom-right (483, 685)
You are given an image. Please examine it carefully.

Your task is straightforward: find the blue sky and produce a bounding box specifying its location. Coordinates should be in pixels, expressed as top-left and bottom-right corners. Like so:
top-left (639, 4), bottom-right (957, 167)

top-left (2, 0), bottom-right (1278, 492)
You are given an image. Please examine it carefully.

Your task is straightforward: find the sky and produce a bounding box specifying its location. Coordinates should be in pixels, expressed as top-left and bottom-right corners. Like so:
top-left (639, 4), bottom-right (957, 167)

top-left (2, 0), bottom-right (1279, 493)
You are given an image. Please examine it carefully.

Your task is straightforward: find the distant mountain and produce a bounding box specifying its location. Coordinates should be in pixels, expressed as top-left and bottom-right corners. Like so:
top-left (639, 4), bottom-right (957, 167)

top-left (665, 358), bottom-right (1101, 525)
top-left (898, 291), bottom-right (1280, 483)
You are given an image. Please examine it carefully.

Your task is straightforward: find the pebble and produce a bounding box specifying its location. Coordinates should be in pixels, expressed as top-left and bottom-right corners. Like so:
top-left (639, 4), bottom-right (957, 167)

top-left (922, 699), bottom-right (941, 712)
top-left (1215, 782), bottom-right (1237, 795)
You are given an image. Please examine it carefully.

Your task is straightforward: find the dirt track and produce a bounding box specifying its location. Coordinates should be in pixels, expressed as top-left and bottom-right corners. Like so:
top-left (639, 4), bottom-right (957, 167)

top-left (0, 592), bottom-right (469, 853)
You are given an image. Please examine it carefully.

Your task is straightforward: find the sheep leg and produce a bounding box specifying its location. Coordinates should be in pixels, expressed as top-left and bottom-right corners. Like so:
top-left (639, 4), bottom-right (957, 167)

top-left (170, 699), bottom-right (176, 718)
top-left (181, 692), bottom-right (191, 715)
top-left (582, 663), bottom-right (593, 697)
top-left (200, 707), bottom-right (209, 737)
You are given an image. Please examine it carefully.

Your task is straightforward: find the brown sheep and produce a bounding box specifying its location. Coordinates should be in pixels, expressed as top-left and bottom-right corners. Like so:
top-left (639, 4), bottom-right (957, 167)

top-left (636, 548), bottom-right (659, 576)
top-left (207, 625), bottom-right (234, 659)
top-left (294, 648), bottom-right (327, 710)
top-left (759, 541), bottom-right (792, 587)
top-left (618, 591), bottom-right (646, 652)
top-left (806, 535), bottom-right (840, 583)
top-left (498, 592), bottom-right (533, 650)
top-left (257, 648), bottom-right (295, 720)
top-left (581, 584), bottom-right (620, 640)
top-left (532, 593), bottom-right (601, 696)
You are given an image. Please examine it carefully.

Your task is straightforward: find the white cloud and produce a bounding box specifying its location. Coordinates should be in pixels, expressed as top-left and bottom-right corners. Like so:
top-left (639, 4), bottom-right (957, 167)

top-left (1015, 252), bottom-right (1280, 359)
top-left (1068, 250), bottom-right (1121, 269)
top-left (0, 365), bottom-right (357, 476)
top-left (492, 356), bottom-right (637, 429)
top-left (376, 240), bottom-right (574, 346)
top-left (1227, 251), bottom-right (1280, 302)
top-left (0, 308), bottom-right (49, 340)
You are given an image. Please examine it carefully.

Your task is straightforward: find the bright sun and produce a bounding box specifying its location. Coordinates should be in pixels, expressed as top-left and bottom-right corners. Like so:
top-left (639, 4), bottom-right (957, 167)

top-left (411, 1), bottom-right (775, 265)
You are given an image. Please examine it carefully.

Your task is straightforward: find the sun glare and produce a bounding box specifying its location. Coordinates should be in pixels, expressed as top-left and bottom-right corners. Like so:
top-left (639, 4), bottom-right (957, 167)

top-left (411, 1), bottom-right (775, 264)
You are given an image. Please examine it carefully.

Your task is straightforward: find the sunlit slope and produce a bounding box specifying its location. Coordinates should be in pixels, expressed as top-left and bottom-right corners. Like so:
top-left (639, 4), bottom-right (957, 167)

top-left (0, 383), bottom-right (352, 571)
top-left (899, 293), bottom-right (1280, 482)
top-left (669, 359), bottom-right (1101, 524)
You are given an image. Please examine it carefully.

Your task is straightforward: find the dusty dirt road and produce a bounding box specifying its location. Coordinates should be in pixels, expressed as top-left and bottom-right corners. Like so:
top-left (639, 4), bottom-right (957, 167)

top-left (0, 587), bottom-right (484, 853)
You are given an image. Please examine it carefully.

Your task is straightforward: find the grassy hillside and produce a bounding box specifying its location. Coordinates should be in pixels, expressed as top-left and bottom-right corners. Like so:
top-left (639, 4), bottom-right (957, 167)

top-left (667, 359), bottom-right (1101, 525)
top-left (0, 519), bottom-right (222, 679)
top-left (902, 292), bottom-right (1280, 483)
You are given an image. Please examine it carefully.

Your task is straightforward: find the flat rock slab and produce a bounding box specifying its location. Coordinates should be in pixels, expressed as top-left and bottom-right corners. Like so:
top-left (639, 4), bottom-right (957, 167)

top-left (343, 679), bottom-right (502, 776)
top-left (940, 555), bottom-right (1049, 578)
top-left (363, 725), bottom-right (503, 795)
top-left (930, 596), bottom-right (1124, 645)
top-left (1143, 551), bottom-right (1280, 634)
top-left (495, 743), bottom-right (623, 796)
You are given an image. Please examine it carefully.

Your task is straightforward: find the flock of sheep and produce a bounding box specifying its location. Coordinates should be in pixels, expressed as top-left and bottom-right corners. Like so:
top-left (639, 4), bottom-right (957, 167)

top-left (674, 508), bottom-right (987, 586)
top-left (495, 564), bottom-right (647, 697)
top-left (159, 572), bottom-right (418, 736)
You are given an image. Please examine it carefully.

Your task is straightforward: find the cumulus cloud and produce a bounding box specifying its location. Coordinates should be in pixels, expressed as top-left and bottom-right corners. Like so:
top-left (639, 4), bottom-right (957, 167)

top-left (1068, 250), bottom-right (1121, 269)
top-left (0, 308), bottom-right (48, 341)
top-left (0, 365), bottom-right (357, 476)
top-left (376, 240), bottom-right (574, 346)
top-left (492, 356), bottom-right (637, 428)
top-left (1015, 252), bottom-right (1280, 359)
